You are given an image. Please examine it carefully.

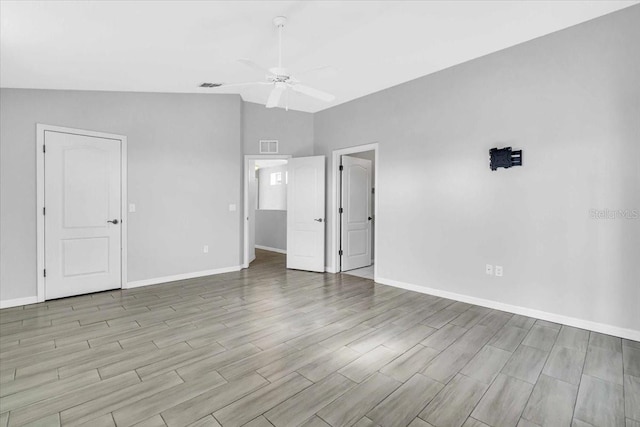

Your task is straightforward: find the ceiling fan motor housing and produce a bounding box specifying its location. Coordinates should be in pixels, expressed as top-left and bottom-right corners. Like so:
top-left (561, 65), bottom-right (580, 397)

top-left (269, 68), bottom-right (289, 79)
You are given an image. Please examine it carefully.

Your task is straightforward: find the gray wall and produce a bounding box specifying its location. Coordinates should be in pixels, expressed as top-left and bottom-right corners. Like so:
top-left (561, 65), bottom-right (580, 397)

top-left (255, 165), bottom-right (288, 252)
top-left (241, 101), bottom-right (313, 262)
top-left (255, 210), bottom-right (287, 252)
top-left (242, 101), bottom-right (314, 156)
top-left (314, 7), bottom-right (640, 332)
top-left (0, 89), bottom-right (243, 300)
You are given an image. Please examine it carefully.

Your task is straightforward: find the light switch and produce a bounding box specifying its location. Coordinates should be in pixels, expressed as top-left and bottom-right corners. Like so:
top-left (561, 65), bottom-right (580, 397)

top-left (129, 203), bottom-right (136, 213)
top-left (229, 204), bottom-right (237, 212)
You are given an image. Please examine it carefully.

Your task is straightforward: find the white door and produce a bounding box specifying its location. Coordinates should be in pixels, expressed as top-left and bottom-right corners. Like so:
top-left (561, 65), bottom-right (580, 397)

top-left (45, 131), bottom-right (122, 299)
top-left (340, 155), bottom-right (372, 271)
top-left (287, 156), bottom-right (325, 272)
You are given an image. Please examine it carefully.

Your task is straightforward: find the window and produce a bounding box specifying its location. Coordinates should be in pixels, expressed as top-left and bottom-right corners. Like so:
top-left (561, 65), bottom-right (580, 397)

top-left (270, 172), bottom-right (282, 185)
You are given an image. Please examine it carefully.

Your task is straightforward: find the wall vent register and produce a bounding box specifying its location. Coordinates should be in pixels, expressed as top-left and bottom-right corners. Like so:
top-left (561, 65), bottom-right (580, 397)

top-left (259, 140), bottom-right (279, 154)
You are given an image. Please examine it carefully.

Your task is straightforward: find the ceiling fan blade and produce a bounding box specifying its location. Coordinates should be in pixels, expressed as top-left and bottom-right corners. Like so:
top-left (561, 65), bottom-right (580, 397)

top-left (266, 85), bottom-right (285, 108)
top-left (290, 84), bottom-right (335, 102)
top-left (296, 65), bottom-right (336, 78)
top-left (238, 59), bottom-right (272, 76)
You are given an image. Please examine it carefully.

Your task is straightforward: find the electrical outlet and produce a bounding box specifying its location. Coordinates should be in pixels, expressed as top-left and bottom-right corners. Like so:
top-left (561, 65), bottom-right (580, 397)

top-left (203, 245), bottom-right (209, 254)
top-left (129, 203), bottom-right (136, 213)
top-left (495, 265), bottom-right (503, 277)
top-left (486, 264), bottom-right (493, 275)
top-left (229, 204), bottom-right (237, 212)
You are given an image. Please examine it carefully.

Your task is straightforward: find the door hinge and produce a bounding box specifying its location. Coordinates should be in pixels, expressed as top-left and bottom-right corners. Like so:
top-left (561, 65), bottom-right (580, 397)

top-left (43, 145), bottom-right (46, 153)
top-left (372, 187), bottom-right (375, 194)
top-left (339, 249), bottom-right (343, 256)
top-left (339, 207), bottom-right (343, 214)
top-left (43, 269), bottom-right (47, 277)
top-left (339, 165), bottom-right (343, 171)
top-left (43, 207), bottom-right (46, 215)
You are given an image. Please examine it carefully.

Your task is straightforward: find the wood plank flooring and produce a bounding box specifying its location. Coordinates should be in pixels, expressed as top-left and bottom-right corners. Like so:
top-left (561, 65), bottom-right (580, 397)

top-left (1, 250), bottom-right (638, 427)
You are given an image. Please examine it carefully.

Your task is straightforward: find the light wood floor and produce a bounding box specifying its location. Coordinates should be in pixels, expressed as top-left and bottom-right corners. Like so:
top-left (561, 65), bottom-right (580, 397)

top-left (1, 250), bottom-right (638, 427)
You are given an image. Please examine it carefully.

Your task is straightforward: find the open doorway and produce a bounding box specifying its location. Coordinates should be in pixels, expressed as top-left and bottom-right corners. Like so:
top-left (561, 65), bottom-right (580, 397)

top-left (243, 155), bottom-right (290, 268)
top-left (341, 150), bottom-right (375, 278)
top-left (244, 154), bottom-right (327, 272)
top-left (332, 143), bottom-right (379, 279)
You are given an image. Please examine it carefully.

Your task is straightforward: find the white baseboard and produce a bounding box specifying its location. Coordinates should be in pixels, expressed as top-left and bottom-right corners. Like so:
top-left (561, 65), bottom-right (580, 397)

top-left (255, 245), bottom-right (286, 254)
top-left (125, 266), bottom-right (242, 289)
top-left (0, 296), bottom-right (39, 309)
top-left (325, 266), bottom-right (338, 274)
top-left (242, 256), bottom-right (257, 269)
top-left (376, 276), bottom-right (640, 342)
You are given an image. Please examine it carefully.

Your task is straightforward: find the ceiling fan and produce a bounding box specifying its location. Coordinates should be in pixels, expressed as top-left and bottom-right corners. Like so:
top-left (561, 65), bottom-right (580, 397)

top-left (210, 16), bottom-right (335, 110)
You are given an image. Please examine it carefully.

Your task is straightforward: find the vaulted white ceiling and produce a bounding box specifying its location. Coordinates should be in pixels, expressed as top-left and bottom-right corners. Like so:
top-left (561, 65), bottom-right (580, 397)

top-left (1, 1), bottom-right (636, 113)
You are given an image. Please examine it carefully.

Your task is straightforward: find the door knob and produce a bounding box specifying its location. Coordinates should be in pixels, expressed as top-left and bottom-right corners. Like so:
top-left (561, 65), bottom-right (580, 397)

top-left (107, 219), bottom-right (119, 225)
top-left (314, 218), bottom-right (323, 222)
top-left (368, 217), bottom-right (372, 221)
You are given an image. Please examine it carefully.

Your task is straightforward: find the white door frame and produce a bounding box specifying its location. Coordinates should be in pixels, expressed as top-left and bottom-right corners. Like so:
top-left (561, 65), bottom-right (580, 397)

top-left (331, 143), bottom-right (379, 277)
top-left (243, 154), bottom-right (291, 268)
top-left (36, 124), bottom-right (128, 303)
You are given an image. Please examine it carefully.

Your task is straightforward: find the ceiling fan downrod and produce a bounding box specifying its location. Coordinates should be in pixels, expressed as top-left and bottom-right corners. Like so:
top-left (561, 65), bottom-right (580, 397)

top-left (273, 16), bottom-right (287, 70)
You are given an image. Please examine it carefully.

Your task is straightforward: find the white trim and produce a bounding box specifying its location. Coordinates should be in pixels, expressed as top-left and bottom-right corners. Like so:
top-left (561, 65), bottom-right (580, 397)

top-left (36, 126), bottom-right (45, 302)
top-left (255, 245), bottom-right (287, 254)
top-left (36, 124), bottom-right (128, 303)
top-left (376, 276), bottom-right (640, 342)
top-left (325, 266), bottom-right (338, 274)
top-left (331, 143), bottom-right (379, 277)
top-left (125, 266), bottom-right (242, 289)
top-left (0, 296), bottom-right (39, 309)
top-left (120, 132), bottom-right (128, 288)
top-left (243, 154), bottom-right (292, 268)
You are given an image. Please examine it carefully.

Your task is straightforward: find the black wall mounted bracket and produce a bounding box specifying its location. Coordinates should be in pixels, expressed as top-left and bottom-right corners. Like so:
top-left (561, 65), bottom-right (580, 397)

top-left (490, 147), bottom-right (522, 171)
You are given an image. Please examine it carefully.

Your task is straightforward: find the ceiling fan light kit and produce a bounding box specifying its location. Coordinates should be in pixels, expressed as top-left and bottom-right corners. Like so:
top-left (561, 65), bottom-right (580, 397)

top-left (203, 16), bottom-right (335, 110)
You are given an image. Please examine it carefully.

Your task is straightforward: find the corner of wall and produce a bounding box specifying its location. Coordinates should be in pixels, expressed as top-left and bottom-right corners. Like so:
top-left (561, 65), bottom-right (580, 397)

top-left (238, 97), bottom-right (246, 266)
